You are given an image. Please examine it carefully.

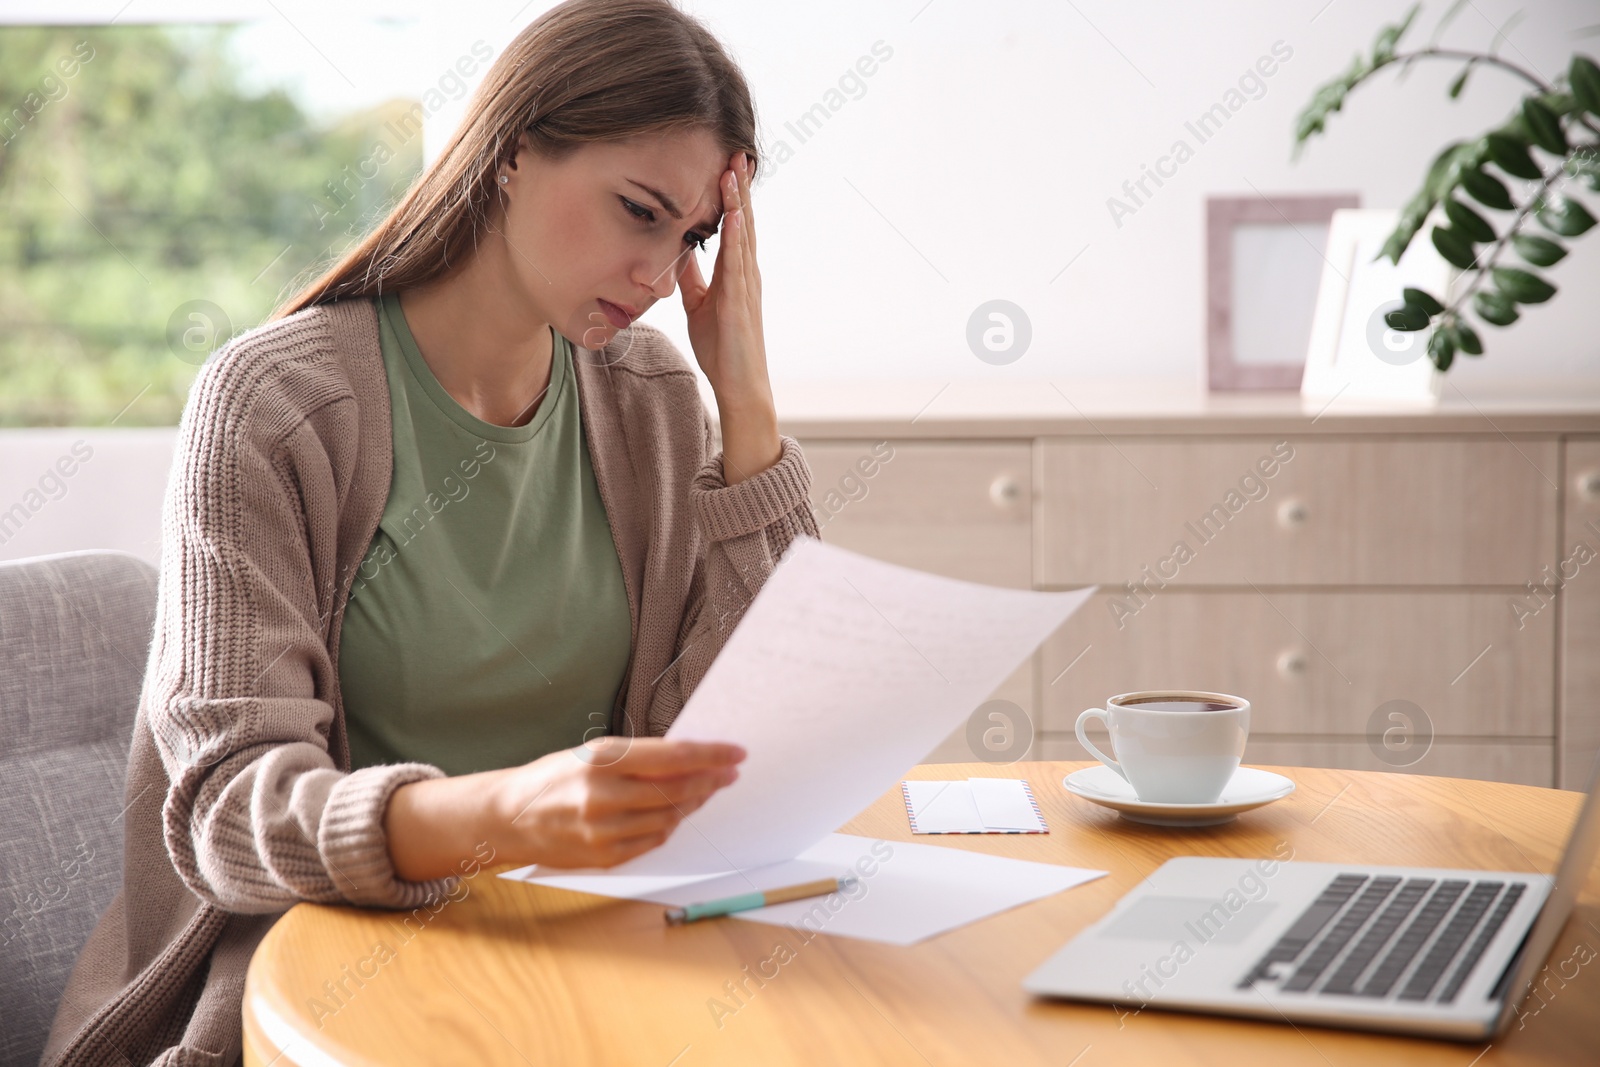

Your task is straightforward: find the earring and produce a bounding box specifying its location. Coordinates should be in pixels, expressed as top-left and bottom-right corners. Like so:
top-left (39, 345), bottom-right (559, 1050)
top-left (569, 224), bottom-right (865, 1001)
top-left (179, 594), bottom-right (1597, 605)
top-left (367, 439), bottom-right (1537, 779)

top-left (498, 174), bottom-right (509, 185)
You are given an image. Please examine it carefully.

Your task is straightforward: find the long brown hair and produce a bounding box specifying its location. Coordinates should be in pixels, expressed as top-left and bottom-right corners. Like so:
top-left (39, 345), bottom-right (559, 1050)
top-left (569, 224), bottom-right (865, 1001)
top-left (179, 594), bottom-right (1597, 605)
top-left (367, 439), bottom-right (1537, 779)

top-left (269, 0), bottom-right (758, 322)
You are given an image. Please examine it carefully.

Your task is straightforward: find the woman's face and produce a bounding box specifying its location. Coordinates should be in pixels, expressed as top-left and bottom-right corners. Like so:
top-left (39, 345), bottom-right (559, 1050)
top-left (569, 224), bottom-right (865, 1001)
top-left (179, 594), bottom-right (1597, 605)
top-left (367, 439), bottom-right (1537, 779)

top-left (496, 128), bottom-right (731, 349)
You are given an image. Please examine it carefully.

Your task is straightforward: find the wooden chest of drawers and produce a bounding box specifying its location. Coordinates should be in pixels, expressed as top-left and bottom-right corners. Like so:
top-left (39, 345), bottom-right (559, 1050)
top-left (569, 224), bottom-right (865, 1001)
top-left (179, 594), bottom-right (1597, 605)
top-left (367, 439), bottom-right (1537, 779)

top-left (778, 381), bottom-right (1600, 789)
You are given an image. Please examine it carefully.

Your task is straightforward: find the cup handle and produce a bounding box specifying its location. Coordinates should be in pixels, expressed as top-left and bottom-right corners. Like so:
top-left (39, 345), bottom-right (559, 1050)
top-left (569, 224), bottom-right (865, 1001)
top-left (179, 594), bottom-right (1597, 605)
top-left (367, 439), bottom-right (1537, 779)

top-left (1075, 707), bottom-right (1128, 782)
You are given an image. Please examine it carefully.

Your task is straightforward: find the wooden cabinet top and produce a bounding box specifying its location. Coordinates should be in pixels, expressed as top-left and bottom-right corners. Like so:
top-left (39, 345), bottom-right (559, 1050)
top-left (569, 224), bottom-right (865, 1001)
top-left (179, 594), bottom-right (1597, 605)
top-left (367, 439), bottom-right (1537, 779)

top-left (747, 379), bottom-right (1600, 437)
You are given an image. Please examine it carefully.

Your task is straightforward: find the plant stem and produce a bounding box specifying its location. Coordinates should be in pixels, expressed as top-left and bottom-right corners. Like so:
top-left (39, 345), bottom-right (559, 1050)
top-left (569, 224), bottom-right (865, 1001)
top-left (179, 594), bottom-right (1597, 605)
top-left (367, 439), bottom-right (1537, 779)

top-left (1397, 47), bottom-right (1551, 93)
top-left (1378, 47), bottom-right (1600, 140)
top-left (1442, 163), bottom-right (1567, 326)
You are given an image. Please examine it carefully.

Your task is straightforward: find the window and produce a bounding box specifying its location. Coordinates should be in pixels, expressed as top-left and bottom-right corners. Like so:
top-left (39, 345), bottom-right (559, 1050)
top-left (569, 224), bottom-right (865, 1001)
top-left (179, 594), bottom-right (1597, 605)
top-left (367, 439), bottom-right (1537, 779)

top-left (0, 10), bottom-right (437, 425)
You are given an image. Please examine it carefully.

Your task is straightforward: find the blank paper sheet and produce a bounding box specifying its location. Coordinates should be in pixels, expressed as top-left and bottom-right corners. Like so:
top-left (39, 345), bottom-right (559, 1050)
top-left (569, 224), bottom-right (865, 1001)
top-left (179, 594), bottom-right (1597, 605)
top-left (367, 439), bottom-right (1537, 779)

top-left (565, 537), bottom-right (1095, 876)
top-left (501, 833), bottom-right (1106, 945)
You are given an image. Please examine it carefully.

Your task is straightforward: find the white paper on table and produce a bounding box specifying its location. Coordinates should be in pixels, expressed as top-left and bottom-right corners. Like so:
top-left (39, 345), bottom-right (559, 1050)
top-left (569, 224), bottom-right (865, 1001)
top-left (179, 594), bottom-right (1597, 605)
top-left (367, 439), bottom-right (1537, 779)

top-left (904, 778), bottom-right (1047, 833)
top-left (565, 537), bottom-right (1094, 876)
top-left (500, 833), bottom-right (1106, 946)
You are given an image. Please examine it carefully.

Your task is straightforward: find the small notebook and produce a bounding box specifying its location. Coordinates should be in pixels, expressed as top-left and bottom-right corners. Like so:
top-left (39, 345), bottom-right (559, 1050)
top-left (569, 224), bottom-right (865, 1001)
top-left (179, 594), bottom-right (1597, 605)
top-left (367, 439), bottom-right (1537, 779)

top-left (901, 778), bottom-right (1048, 834)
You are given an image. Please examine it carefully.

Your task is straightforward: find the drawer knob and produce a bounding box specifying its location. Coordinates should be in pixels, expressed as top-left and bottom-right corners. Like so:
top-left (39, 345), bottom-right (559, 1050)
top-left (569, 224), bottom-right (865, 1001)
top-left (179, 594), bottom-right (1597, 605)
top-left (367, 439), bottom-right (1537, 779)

top-left (1276, 650), bottom-right (1308, 678)
top-left (1277, 498), bottom-right (1309, 528)
top-left (990, 475), bottom-right (1021, 508)
top-left (1579, 469), bottom-right (1600, 501)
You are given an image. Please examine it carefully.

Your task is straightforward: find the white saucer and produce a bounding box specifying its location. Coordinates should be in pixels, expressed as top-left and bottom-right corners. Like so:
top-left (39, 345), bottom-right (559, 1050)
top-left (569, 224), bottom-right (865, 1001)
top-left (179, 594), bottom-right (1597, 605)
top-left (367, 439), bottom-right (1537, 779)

top-left (1062, 765), bottom-right (1296, 827)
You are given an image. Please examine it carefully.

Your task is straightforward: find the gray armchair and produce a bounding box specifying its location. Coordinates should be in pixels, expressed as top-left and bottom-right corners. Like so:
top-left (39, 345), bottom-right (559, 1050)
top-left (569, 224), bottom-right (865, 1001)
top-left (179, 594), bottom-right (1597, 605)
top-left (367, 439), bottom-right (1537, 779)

top-left (0, 551), bottom-right (157, 1067)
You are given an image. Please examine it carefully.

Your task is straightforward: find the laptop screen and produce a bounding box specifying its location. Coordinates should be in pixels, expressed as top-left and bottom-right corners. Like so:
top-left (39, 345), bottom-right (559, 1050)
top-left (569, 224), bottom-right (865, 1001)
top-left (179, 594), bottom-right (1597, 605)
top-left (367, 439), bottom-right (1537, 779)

top-left (1493, 750), bottom-right (1600, 1032)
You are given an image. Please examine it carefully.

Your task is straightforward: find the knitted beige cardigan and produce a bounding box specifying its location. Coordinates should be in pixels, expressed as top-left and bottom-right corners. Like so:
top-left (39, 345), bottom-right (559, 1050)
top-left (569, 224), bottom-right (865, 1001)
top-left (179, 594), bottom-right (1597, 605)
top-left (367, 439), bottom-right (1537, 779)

top-left (41, 297), bottom-right (819, 1066)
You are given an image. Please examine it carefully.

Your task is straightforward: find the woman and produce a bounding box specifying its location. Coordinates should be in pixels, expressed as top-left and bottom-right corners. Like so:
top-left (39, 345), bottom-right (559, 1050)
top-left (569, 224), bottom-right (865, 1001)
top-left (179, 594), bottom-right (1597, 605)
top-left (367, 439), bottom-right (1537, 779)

top-left (42, 1), bottom-right (817, 1063)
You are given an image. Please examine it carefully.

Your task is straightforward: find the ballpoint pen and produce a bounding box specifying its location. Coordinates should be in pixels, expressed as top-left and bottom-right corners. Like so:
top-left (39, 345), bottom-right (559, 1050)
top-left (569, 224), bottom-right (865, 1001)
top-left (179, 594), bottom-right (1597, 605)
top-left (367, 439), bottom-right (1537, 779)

top-left (664, 874), bottom-right (860, 925)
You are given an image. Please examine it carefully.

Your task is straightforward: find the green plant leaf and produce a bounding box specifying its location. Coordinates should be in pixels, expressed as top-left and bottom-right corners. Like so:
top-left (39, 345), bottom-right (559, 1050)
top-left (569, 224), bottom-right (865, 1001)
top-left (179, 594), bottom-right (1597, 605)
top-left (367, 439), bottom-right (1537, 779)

top-left (1484, 132), bottom-right (1542, 179)
top-left (1423, 140), bottom-right (1468, 200)
top-left (1430, 224), bottom-right (1478, 270)
top-left (1403, 287), bottom-right (1445, 315)
top-left (1293, 72), bottom-right (1357, 145)
top-left (1520, 96), bottom-right (1568, 154)
top-left (1491, 266), bottom-right (1557, 303)
top-left (1460, 168), bottom-right (1514, 210)
top-left (1450, 320), bottom-right (1484, 355)
top-left (1372, 23), bottom-right (1403, 66)
top-left (1293, 108), bottom-right (1327, 145)
top-left (1566, 151), bottom-right (1600, 194)
top-left (1428, 327), bottom-right (1456, 370)
top-left (1536, 195), bottom-right (1597, 237)
top-left (1511, 233), bottom-right (1567, 266)
top-left (1448, 60), bottom-right (1475, 99)
top-left (1379, 222), bottom-right (1416, 265)
top-left (1571, 55), bottom-right (1600, 116)
top-left (1386, 303), bottom-right (1431, 331)
top-left (1473, 290), bottom-right (1520, 325)
top-left (1292, 49), bottom-right (1389, 152)
top-left (1443, 198), bottom-right (1496, 242)
top-left (1538, 89), bottom-right (1581, 117)
top-left (1372, 3), bottom-right (1420, 65)
top-left (1379, 186), bottom-right (1435, 264)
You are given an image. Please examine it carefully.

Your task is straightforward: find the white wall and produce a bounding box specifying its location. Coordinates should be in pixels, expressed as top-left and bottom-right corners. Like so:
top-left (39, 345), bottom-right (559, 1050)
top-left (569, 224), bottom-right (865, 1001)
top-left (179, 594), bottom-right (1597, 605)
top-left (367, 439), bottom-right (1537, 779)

top-left (0, 430), bottom-right (176, 565)
top-left (14, 1), bottom-right (1595, 395)
top-left (418, 0), bottom-right (1600, 395)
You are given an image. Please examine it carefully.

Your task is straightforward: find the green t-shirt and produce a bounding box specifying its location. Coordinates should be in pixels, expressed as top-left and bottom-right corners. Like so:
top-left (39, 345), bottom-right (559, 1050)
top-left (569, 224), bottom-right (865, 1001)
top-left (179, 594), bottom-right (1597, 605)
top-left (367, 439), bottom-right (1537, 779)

top-left (337, 292), bottom-right (632, 777)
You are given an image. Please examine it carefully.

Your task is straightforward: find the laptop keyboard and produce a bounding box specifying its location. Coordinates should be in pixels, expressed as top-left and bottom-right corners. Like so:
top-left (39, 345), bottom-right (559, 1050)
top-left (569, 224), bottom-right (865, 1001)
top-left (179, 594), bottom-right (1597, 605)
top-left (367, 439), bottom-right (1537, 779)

top-left (1238, 873), bottom-right (1527, 1003)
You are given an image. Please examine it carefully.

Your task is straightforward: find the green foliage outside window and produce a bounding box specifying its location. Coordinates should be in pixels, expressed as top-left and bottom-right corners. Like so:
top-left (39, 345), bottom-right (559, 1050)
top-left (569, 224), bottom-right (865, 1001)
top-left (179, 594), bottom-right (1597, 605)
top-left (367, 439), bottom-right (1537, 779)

top-left (0, 24), bottom-right (424, 426)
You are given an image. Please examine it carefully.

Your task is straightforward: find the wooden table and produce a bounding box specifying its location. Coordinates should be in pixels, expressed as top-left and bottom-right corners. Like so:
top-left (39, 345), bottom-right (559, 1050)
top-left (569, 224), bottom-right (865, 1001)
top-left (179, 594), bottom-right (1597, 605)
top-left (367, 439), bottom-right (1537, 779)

top-left (243, 763), bottom-right (1600, 1066)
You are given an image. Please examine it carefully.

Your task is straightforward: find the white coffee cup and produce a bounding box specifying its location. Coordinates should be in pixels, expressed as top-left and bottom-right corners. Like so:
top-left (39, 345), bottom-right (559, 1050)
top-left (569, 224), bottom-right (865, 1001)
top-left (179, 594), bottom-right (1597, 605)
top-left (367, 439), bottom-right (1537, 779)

top-left (1074, 690), bottom-right (1250, 804)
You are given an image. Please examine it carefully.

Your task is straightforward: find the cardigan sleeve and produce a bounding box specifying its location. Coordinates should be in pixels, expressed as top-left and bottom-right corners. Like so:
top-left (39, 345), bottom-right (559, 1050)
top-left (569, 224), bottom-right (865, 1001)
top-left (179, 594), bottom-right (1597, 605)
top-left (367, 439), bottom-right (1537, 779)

top-left (148, 356), bottom-right (457, 914)
top-left (643, 407), bottom-right (821, 735)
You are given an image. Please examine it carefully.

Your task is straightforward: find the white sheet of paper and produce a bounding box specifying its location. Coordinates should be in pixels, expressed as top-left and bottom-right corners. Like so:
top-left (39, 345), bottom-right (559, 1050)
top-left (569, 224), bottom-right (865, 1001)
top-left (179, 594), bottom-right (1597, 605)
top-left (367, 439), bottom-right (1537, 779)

top-left (905, 778), bottom-right (1045, 832)
top-left (500, 833), bottom-right (1106, 945)
top-left (571, 537), bottom-right (1094, 875)
top-left (905, 781), bottom-right (987, 833)
top-left (970, 777), bottom-right (1042, 830)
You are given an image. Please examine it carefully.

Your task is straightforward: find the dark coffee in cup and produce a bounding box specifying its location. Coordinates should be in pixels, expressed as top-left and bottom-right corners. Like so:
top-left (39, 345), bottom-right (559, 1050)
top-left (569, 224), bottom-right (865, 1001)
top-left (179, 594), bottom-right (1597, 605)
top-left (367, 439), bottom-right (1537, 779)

top-left (1077, 690), bottom-right (1252, 803)
top-left (1120, 697), bottom-right (1240, 713)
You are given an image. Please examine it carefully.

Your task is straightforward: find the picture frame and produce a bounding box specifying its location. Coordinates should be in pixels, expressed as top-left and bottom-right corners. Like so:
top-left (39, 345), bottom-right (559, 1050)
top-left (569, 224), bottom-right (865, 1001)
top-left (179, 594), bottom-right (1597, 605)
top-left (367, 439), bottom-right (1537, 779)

top-left (1300, 207), bottom-right (1457, 406)
top-left (1206, 193), bottom-right (1361, 391)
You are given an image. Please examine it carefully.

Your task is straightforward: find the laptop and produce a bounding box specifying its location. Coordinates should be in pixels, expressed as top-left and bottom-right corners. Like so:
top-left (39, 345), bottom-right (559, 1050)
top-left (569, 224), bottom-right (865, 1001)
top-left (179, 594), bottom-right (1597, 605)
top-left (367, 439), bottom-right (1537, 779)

top-left (1022, 754), bottom-right (1600, 1040)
